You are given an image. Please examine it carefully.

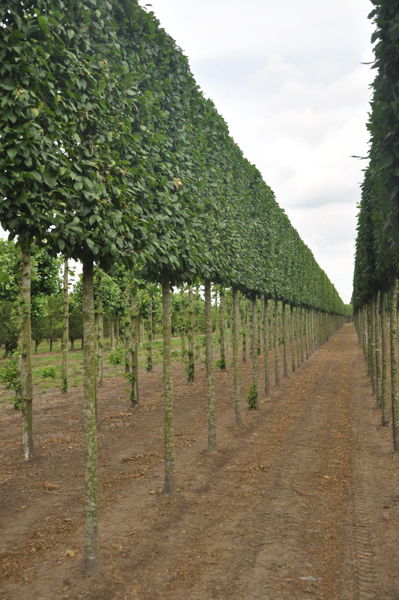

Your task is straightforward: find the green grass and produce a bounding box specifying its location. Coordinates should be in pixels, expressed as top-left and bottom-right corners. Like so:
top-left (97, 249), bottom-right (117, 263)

top-left (0, 335), bottom-right (195, 404)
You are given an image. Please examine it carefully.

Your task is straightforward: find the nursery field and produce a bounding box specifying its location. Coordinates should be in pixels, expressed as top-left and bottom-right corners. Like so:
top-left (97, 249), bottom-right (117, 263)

top-left (1, 323), bottom-right (398, 600)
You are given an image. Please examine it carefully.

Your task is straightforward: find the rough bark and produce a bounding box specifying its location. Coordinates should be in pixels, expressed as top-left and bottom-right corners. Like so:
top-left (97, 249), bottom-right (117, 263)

top-left (187, 285), bottom-right (195, 382)
top-left (219, 288), bottom-right (226, 369)
top-left (380, 291), bottom-right (388, 426)
top-left (19, 237), bottom-right (33, 461)
top-left (96, 282), bottom-right (104, 387)
top-left (248, 296), bottom-right (259, 409)
top-left (146, 293), bottom-right (153, 372)
top-left (263, 297), bottom-right (270, 396)
top-left (162, 280), bottom-right (175, 493)
top-left (232, 287), bottom-right (241, 425)
top-left (205, 281), bottom-right (216, 452)
top-left (291, 305), bottom-right (296, 373)
top-left (274, 298), bottom-right (280, 386)
top-left (61, 259), bottom-right (69, 393)
top-left (130, 289), bottom-right (139, 406)
top-left (82, 256), bottom-right (99, 575)
top-left (390, 281), bottom-right (399, 452)
top-left (282, 302), bottom-right (289, 377)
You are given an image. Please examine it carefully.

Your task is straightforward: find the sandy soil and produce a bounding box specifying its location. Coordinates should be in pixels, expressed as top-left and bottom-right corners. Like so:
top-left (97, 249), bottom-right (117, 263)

top-left (1, 323), bottom-right (398, 599)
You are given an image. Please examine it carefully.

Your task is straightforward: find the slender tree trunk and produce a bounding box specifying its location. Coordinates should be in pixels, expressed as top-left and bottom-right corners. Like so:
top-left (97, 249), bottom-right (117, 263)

top-left (115, 317), bottom-right (120, 348)
top-left (34, 340), bottom-right (39, 354)
top-left (82, 256), bottom-right (99, 575)
top-left (241, 300), bottom-right (247, 362)
top-left (19, 237), bottom-right (33, 461)
top-left (162, 280), bottom-right (175, 493)
top-left (205, 281), bottom-right (216, 452)
top-left (61, 258), bottom-right (69, 393)
top-left (146, 293), bottom-right (153, 372)
top-left (390, 281), bottom-right (399, 452)
top-left (282, 302), bottom-right (289, 377)
top-left (370, 302), bottom-right (376, 394)
top-left (274, 298), bottom-right (280, 386)
top-left (187, 285), bottom-right (195, 382)
top-left (71, 339), bottom-right (75, 351)
top-left (232, 287), bottom-right (241, 425)
top-left (264, 297), bottom-right (270, 396)
top-left (109, 316), bottom-right (115, 351)
top-left (130, 289), bottom-right (139, 406)
top-left (96, 281), bottom-right (104, 387)
top-left (380, 291), bottom-right (388, 426)
top-left (219, 288), bottom-right (226, 369)
top-left (375, 292), bottom-right (382, 408)
top-left (291, 305), bottom-right (296, 373)
top-left (49, 338), bottom-right (53, 353)
top-left (248, 296), bottom-right (259, 409)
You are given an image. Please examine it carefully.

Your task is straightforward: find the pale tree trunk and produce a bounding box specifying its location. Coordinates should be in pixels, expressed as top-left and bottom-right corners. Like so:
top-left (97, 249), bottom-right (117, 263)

top-left (205, 281), bottom-right (216, 452)
top-left (82, 256), bottom-right (99, 575)
top-left (115, 317), bottom-right (120, 348)
top-left (162, 280), bottom-right (175, 493)
top-left (390, 281), bottom-right (399, 452)
top-left (380, 291), bottom-right (388, 426)
top-left (219, 288), bottom-right (226, 369)
top-left (146, 293), bottom-right (153, 372)
top-left (248, 296), bottom-right (259, 409)
top-left (291, 305), bottom-right (296, 373)
top-left (130, 289), bottom-right (139, 406)
top-left (124, 288), bottom-right (131, 376)
top-left (96, 278), bottom-right (104, 387)
top-left (180, 287), bottom-right (186, 363)
top-left (61, 258), bottom-right (69, 393)
top-left (187, 285), bottom-right (195, 382)
top-left (264, 297), bottom-right (270, 396)
top-left (282, 302), bottom-right (288, 378)
top-left (274, 298), bottom-right (280, 386)
top-left (232, 288), bottom-right (241, 425)
top-left (241, 300), bottom-right (247, 362)
top-left (19, 237), bottom-right (33, 461)
top-left (375, 292), bottom-right (382, 409)
top-left (300, 308), bottom-right (305, 365)
top-left (371, 296), bottom-right (377, 397)
top-left (109, 317), bottom-right (115, 351)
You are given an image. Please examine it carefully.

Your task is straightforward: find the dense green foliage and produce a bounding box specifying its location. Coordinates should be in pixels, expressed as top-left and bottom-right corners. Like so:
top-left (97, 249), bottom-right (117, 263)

top-left (0, 0), bottom-right (343, 312)
top-left (353, 0), bottom-right (399, 308)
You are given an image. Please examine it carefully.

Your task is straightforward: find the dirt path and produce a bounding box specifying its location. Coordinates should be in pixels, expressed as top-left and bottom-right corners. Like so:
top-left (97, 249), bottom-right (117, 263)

top-left (1, 324), bottom-right (399, 599)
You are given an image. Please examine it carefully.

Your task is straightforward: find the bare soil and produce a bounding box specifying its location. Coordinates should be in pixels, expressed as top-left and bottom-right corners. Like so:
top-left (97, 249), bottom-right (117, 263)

top-left (1, 323), bottom-right (399, 599)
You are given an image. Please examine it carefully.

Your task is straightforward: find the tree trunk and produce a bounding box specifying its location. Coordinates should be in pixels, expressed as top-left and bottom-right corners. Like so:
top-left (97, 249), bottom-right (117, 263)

top-left (96, 280), bottom-right (104, 387)
top-left (49, 338), bottom-right (53, 353)
top-left (390, 281), bottom-right (399, 452)
top-left (291, 305), bottom-right (296, 373)
top-left (380, 291), bottom-right (388, 426)
top-left (61, 259), bottom-right (69, 393)
top-left (82, 256), bottom-right (99, 575)
top-left (205, 281), bottom-right (216, 452)
top-left (248, 296), bottom-right (259, 409)
top-left (187, 285), bottom-right (195, 382)
top-left (109, 317), bottom-right (115, 351)
top-left (162, 280), bottom-right (174, 493)
top-left (274, 298), bottom-right (280, 386)
top-left (219, 288), bottom-right (226, 369)
top-left (264, 297), bottom-right (270, 396)
top-left (34, 340), bottom-right (39, 354)
top-left (19, 237), bottom-right (33, 461)
top-left (375, 292), bottom-right (382, 408)
top-left (232, 288), bottom-right (241, 425)
top-left (146, 293), bottom-right (153, 372)
top-left (130, 289), bottom-right (139, 406)
top-left (282, 302), bottom-right (289, 377)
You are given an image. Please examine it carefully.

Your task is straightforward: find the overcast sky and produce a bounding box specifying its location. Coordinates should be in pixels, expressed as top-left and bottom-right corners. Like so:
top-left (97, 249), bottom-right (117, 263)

top-left (138, 0), bottom-right (374, 304)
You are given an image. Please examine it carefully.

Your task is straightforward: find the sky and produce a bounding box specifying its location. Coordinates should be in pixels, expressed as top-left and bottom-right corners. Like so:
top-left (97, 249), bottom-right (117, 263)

top-left (137, 0), bottom-right (375, 304)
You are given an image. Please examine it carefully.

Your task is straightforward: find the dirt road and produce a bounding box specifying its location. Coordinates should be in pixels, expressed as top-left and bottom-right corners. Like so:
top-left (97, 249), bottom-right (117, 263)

top-left (1, 323), bottom-right (399, 599)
